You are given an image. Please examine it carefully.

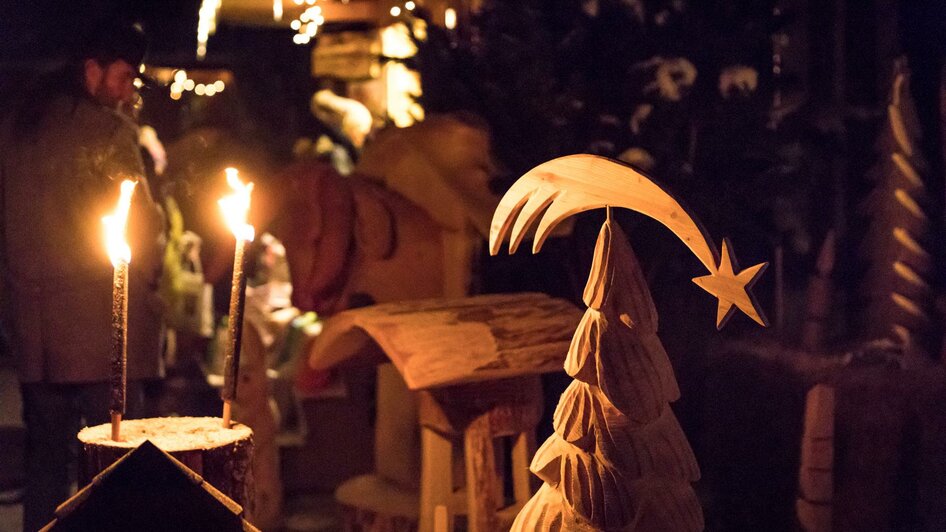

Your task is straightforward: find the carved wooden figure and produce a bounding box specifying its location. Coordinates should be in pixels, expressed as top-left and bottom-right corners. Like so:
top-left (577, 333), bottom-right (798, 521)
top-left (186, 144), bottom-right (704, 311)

top-left (490, 155), bottom-right (768, 531)
top-left (858, 60), bottom-right (934, 360)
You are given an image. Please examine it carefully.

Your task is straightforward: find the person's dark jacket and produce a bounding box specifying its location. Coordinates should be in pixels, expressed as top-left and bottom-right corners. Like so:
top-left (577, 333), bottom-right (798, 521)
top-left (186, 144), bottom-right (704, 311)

top-left (0, 91), bottom-right (165, 383)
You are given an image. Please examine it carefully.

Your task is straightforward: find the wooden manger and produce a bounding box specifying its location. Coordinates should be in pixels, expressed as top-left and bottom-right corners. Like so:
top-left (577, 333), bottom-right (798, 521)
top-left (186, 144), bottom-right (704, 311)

top-left (307, 292), bottom-right (582, 532)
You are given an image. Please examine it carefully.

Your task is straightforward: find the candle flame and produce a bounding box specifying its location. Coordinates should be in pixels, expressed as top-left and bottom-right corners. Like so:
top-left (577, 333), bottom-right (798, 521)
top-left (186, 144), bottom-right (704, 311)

top-left (219, 167), bottom-right (255, 242)
top-left (103, 180), bottom-right (137, 267)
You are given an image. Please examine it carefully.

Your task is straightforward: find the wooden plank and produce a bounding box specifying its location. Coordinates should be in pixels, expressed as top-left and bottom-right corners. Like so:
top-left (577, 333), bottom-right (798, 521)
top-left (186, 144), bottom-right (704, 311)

top-left (307, 293), bottom-right (581, 390)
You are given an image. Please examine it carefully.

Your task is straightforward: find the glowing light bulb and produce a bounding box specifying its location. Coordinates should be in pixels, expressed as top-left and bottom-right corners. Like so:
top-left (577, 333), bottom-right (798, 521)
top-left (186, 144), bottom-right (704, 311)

top-left (390, 6), bottom-right (401, 16)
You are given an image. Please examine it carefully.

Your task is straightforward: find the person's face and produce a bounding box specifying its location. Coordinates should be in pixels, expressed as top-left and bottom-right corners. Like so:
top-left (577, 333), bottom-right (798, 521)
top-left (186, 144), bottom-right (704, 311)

top-left (84, 59), bottom-right (138, 109)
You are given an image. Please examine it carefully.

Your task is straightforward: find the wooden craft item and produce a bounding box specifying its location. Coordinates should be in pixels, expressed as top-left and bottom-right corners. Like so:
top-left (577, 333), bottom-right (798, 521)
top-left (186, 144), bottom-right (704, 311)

top-left (802, 231), bottom-right (836, 351)
top-left (796, 384), bottom-right (835, 532)
top-left (306, 292), bottom-right (581, 390)
top-left (490, 155), bottom-right (769, 531)
top-left (858, 61), bottom-right (935, 358)
top-left (489, 154), bottom-right (768, 330)
top-left (78, 417), bottom-right (254, 513)
top-left (231, 321), bottom-right (284, 530)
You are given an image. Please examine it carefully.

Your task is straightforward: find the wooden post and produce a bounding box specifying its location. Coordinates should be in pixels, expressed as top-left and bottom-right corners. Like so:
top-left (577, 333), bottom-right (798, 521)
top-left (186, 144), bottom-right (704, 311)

top-left (419, 427), bottom-right (453, 532)
top-left (433, 505), bottom-right (449, 532)
top-left (796, 384), bottom-right (835, 532)
top-left (511, 430), bottom-right (536, 506)
top-left (464, 414), bottom-right (498, 532)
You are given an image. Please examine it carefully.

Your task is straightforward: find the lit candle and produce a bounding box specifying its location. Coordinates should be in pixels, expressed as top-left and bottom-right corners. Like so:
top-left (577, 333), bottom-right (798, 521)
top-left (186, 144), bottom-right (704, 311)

top-left (218, 168), bottom-right (255, 427)
top-left (102, 179), bottom-right (137, 441)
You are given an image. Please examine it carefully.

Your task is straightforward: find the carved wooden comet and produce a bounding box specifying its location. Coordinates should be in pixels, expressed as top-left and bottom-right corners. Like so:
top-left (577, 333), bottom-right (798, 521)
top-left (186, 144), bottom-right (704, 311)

top-left (489, 154), bottom-right (769, 329)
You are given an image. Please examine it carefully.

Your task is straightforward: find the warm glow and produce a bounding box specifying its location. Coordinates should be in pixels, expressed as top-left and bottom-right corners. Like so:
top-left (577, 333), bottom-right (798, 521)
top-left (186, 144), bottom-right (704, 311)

top-left (381, 23), bottom-right (417, 59)
top-left (444, 8), bottom-right (457, 29)
top-left (196, 0), bottom-right (222, 59)
top-left (103, 180), bottom-right (137, 267)
top-left (390, 6), bottom-right (401, 16)
top-left (405, 1), bottom-right (416, 10)
top-left (385, 61), bottom-right (424, 127)
top-left (273, 0), bottom-right (283, 21)
top-left (219, 168), bottom-right (255, 242)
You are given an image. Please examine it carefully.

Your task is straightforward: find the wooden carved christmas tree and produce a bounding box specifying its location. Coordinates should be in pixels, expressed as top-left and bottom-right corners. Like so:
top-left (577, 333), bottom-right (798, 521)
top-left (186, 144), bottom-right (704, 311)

top-left (859, 60), bottom-right (934, 358)
top-left (490, 155), bottom-right (768, 531)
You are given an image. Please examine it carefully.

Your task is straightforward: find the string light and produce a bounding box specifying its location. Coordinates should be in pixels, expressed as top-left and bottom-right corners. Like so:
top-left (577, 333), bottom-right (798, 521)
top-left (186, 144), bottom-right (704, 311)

top-left (290, 5), bottom-right (323, 45)
top-left (167, 70), bottom-right (228, 100)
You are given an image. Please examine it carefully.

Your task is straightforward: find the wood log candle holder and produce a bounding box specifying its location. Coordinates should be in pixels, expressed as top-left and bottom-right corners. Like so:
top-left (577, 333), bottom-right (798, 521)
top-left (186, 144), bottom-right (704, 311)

top-left (77, 417), bottom-right (254, 513)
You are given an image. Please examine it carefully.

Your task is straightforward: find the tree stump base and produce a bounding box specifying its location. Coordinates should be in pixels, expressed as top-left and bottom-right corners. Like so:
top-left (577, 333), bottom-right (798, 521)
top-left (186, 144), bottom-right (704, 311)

top-left (77, 417), bottom-right (254, 513)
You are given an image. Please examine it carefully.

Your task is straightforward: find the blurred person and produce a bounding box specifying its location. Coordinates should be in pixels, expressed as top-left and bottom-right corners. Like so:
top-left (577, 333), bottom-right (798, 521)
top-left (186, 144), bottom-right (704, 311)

top-left (0, 20), bottom-right (165, 531)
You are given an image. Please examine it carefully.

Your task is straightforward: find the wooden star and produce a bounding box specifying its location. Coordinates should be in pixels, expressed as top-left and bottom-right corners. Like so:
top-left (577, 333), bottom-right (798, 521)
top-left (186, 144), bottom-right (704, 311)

top-left (692, 239), bottom-right (769, 329)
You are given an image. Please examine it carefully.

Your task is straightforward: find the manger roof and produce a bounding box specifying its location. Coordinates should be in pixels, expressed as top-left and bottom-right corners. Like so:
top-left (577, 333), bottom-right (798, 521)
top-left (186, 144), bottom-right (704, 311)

top-left (307, 292), bottom-right (582, 390)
